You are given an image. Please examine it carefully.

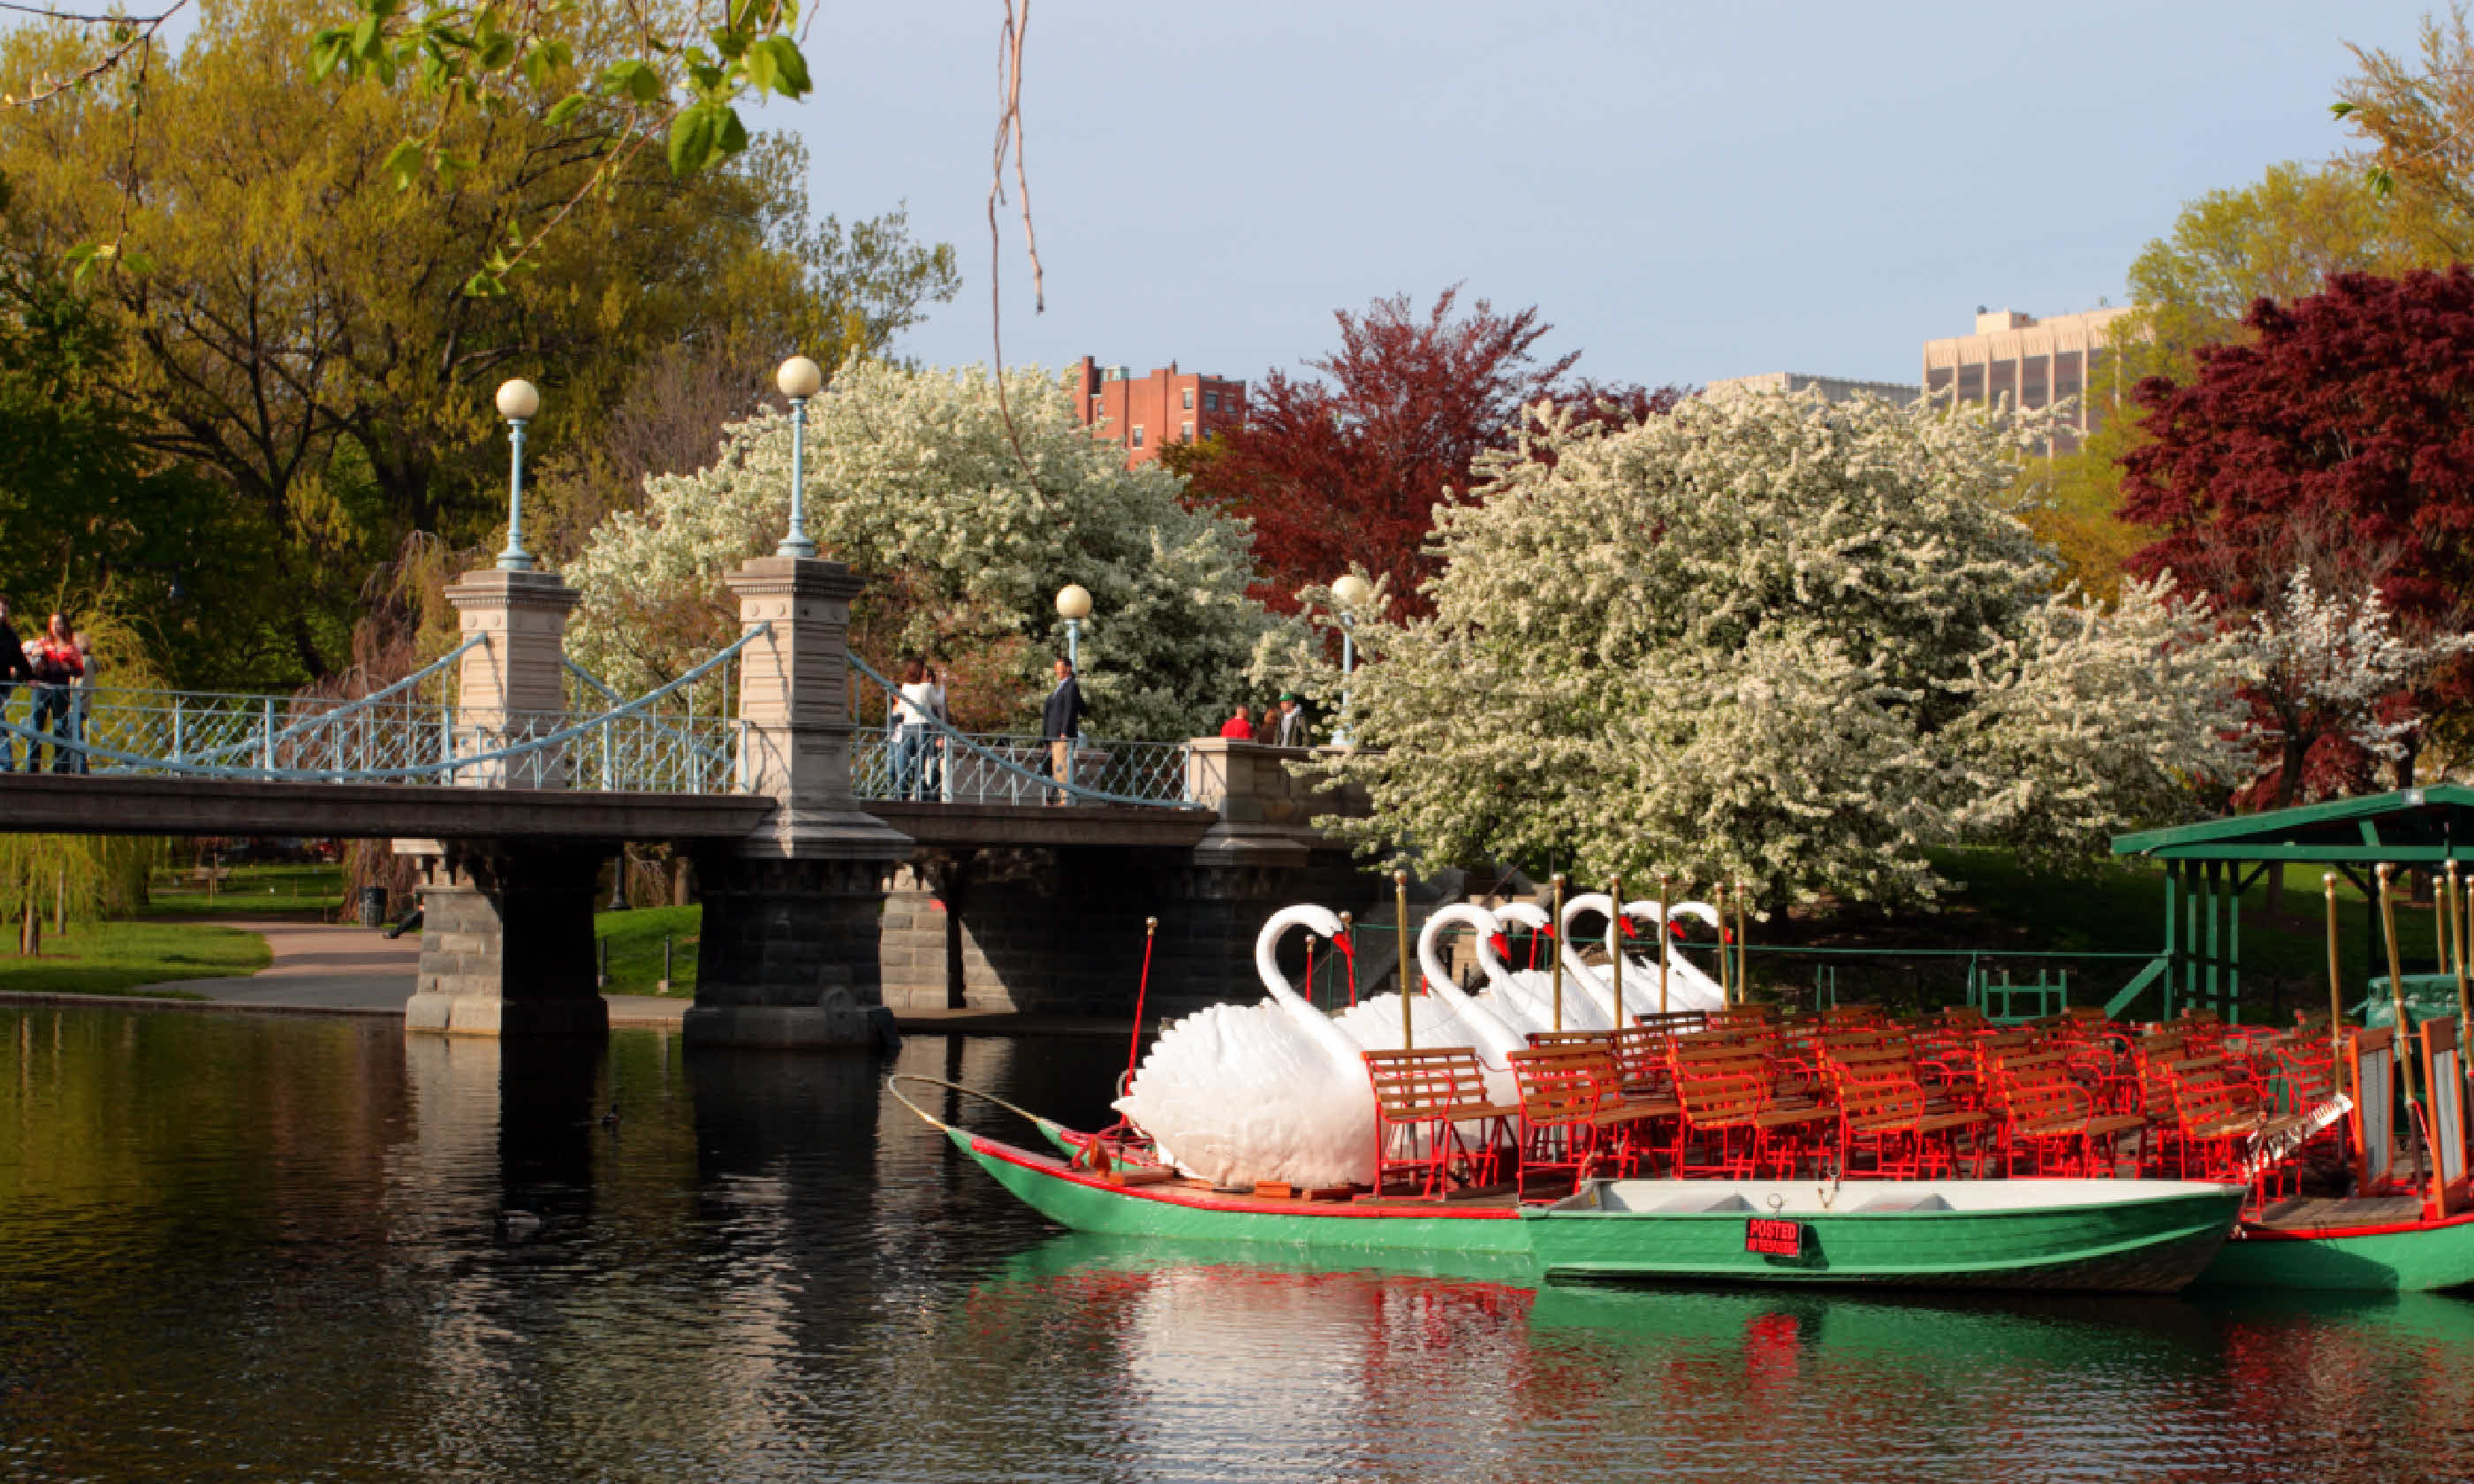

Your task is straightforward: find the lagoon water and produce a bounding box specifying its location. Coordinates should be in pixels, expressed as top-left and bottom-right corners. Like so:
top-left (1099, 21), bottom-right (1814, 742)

top-left (4, 1005), bottom-right (2471, 1482)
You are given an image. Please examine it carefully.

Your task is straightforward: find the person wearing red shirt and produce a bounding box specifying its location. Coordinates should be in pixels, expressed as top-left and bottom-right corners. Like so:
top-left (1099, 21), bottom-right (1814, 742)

top-left (1218, 704), bottom-right (1256, 741)
top-left (27, 613), bottom-right (83, 774)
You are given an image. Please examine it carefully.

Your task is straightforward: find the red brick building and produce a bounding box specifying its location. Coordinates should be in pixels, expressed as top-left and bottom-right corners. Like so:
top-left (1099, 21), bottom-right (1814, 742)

top-left (1072, 357), bottom-right (1246, 467)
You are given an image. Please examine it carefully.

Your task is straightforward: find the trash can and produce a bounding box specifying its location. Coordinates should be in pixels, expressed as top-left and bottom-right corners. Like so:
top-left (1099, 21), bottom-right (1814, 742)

top-left (356, 886), bottom-right (389, 929)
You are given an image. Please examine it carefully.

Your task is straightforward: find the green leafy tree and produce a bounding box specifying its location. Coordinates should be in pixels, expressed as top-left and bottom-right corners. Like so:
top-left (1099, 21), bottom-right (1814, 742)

top-left (2020, 160), bottom-right (2421, 600)
top-left (0, 0), bottom-right (954, 684)
top-left (2334, 7), bottom-right (2474, 260)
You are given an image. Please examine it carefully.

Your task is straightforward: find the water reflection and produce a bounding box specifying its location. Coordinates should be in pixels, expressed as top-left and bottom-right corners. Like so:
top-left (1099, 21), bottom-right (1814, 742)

top-left (4, 1006), bottom-right (2474, 1482)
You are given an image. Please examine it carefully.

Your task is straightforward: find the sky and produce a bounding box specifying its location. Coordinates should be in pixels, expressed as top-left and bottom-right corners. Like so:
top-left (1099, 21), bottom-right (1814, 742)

top-left (777, 2), bottom-right (2434, 393)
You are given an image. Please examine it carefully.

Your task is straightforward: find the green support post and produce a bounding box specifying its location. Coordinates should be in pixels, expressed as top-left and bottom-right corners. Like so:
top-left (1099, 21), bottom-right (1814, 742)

top-left (2162, 861), bottom-right (2180, 1022)
top-left (2203, 859), bottom-right (2220, 1016)
top-left (2227, 862), bottom-right (2242, 1025)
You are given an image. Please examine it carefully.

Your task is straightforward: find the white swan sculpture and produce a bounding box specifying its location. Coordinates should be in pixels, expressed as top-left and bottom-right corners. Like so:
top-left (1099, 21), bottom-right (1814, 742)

top-left (1393, 903), bottom-right (1531, 1059)
top-left (1643, 900), bottom-right (1730, 1012)
top-left (1485, 902), bottom-right (1615, 1033)
top-left (1560, 893), bottom-right (1730, 1016)
top-left (1110, 905), bottom-right (1378, 1189)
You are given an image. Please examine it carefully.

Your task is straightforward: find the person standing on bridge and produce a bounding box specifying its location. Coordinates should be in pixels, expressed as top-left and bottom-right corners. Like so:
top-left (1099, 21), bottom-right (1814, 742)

top-left (0, 599), bottom-right (30, 772)
top-left (69, 630), bottom-right (98, 774)
top-left (894, 657), bottom-right (937, 801)
top-left (1042, 656), bottom-right (1086, 805)
top-left (920, 657), bottom-right (951, 800)
top-left (27, 613), bottom-right (83, 774)
top-left (1271, 693), bottom-right (1309, 748)
top-left (1218, 704), bottom-right (1255, 741)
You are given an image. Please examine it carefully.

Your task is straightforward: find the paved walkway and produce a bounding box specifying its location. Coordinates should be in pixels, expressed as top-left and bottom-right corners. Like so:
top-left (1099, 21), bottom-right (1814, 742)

top-left (132, 920), bottom-right (689, 1026)
top-left (86, 921), bottom-right (1113, 1035)
top-left (154, 920), bottom-right (418, 1009)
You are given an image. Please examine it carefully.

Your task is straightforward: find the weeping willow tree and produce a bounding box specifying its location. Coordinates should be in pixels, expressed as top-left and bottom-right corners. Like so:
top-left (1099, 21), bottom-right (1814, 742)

top-left (0, 836), bottom-right (157, 952)
top-left (4, 600), bottom-right (173, 952)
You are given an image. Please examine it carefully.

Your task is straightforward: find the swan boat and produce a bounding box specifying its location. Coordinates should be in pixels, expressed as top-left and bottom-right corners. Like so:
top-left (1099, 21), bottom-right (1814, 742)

top-left (892, 1077), bottom-right (2244, 1293)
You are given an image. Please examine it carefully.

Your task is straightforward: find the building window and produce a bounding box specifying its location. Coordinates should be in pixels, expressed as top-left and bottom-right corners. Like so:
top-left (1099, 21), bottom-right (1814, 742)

top-left (1182, 388), bottom-right (1195, 410)
top-left (1130, 425), bottom-right (1144, 449)
top-left (1203, 391), bottom-right (1218, 411)
top-left (1181, 420), bottom-right (1195, 441)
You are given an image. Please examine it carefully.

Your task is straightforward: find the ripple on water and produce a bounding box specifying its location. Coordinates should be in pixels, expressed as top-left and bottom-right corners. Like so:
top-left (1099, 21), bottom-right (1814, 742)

top-left (3, 1006), bottom-right (2473, 1482)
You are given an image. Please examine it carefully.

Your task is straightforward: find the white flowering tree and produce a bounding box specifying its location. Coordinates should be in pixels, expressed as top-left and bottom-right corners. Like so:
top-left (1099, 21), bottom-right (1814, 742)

top-left (2224, 566), bottom-right (2474, 809)
top-left (565, 360), bottom-right (1273, 740)
top-left (1306, 390), bottom-right (2248, 906)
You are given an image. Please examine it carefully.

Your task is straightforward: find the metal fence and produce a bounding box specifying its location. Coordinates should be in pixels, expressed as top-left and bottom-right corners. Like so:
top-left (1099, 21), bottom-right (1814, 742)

top-left (0, 632), bottom-right (1196, 808)
top-left (0, 631), bottom-right (754, 792)
top-left (846, 655), bottom-right (1193, 807)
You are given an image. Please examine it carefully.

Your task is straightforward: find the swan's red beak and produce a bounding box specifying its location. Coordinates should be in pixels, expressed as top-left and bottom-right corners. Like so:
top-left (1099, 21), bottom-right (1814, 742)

top-left (1669, 920), bottom-right (1688, 940)
top-left (1487, 934), bottom-right (1511, 960)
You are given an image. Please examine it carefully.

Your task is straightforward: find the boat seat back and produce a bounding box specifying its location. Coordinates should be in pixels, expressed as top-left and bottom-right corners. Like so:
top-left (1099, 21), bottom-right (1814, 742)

top-left (1362, 1048), bottom-right (1499, 1124)
top-left (2422, 1018), bottom-right (2467, 1200)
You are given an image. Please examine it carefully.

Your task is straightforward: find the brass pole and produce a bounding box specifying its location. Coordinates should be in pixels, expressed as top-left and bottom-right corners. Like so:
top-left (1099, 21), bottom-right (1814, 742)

top-left (1721, 880), bottom-right (1742, 1009)
top-left (1609, 873), bottom-right (1624, 1026)
top-left (2438, 867), bottom-right (2451, 982)
top-left (1394, 869), bottom-right (1413, 1051)
top-left (2457, 871), bottom-right (2473, 1060)
top-left (1550, 873), bottom-right (1567, 1032)
top-left (1658, 871), bottom-right (1673, 1017)
top-left (1733, 879), bottom-right (1749, 1009)
top-left (2377, 864), bottom-right (2425, 1145)
top-left (2325, 874), bottom-right (2345, 1067)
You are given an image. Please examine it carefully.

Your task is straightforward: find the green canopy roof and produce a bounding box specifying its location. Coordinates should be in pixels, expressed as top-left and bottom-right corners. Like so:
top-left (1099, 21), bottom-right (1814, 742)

top-left (2111, 784), bottom-right (2474, 864)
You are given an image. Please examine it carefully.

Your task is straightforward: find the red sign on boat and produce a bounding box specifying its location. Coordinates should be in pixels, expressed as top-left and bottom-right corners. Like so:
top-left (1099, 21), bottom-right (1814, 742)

top-left (1745, 1218), bottom-right (1804, 1256)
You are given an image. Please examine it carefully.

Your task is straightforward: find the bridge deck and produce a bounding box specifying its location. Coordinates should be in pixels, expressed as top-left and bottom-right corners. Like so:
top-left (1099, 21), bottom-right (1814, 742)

top-left (0, 776), bottom-right (1219, 848)
top-left (0, 775), bottom-right (778, 839)
top-left (865, 799), bottom-right (1215, 849)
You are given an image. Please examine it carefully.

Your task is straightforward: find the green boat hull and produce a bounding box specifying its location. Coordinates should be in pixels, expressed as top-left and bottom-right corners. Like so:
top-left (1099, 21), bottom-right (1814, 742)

top-left (1525, 1181), bottom-right (2245, 1293)
top-left (956, 1129), bottom-right (1532, 1254)
top-left (956, 1132), bottom-right (2243, 1291)
top-left (2195, 1212), bottom-right (2474, 1291)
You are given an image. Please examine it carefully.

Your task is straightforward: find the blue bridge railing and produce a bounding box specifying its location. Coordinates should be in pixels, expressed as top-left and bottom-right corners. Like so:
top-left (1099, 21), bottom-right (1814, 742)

top-left (0, 636), bottom-right (1195, 808)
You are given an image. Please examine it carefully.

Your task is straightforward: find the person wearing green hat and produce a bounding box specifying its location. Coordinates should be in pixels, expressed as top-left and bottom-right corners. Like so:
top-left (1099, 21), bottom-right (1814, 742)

top-left (1271, 691), bottom-right (1309, 748)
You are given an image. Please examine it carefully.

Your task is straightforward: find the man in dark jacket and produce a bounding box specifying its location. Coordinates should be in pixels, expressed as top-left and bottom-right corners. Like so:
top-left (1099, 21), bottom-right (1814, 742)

top-left (1041, 657), bottom-right (1086, 804)
top-left (0, 598), bottom-right (31, 772)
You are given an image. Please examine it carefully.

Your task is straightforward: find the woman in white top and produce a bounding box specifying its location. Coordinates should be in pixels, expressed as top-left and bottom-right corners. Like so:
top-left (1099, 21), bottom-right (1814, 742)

top-left (919, 660), bottom-right (950, 800)
top-left (894, 657), bottom-right (936, 800)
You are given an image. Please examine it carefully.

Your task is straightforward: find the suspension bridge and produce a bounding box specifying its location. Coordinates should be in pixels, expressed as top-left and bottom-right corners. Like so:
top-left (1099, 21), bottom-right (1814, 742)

top-left (0, 558), bottom-right (1379, 1045)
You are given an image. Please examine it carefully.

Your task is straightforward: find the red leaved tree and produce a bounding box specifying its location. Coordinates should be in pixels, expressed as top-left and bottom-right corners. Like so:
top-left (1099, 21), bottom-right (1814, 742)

top-left (2120, 267), bottom-right (2474, 803)
top-left (1180, 286), bottom-right (1678, 615)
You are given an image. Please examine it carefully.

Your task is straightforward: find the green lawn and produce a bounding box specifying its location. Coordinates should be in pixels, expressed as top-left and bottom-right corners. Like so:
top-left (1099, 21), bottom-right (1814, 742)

top-left (145, 862), bottom-right (348, 920)
top-left (593, 904), bottom-right (699, 997)
top-left (0, 920), bottom-right (269, 997)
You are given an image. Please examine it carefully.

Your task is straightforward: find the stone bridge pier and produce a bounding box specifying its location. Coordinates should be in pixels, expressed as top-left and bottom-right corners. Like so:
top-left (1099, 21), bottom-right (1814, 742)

top-left (679, 556), bottom-right (912, 1050)
top-left (402, 566), bottom-right (612, 1038)
top-left (876, 741), bottom-right (1387, 1020)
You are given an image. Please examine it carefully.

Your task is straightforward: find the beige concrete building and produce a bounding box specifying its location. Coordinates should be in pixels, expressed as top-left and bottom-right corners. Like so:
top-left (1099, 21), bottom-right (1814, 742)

top-left (1922, 305), bottom-right (2135, 449)
top-left (1703, 371), bottom-right (1920, 406)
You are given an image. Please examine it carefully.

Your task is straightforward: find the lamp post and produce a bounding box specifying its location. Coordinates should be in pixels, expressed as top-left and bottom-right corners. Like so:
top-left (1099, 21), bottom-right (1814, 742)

top-left (1056, 583), bottom-right (1092, 670)
top-left (776, 356), bottom-right (823, 558)
top-left (494, 378), bottom-right (541, 571)
top-left (1331, 572), bottom-right (1371, 746)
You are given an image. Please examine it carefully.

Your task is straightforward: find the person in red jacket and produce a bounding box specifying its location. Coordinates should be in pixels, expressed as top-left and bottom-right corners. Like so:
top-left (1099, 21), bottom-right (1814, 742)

top-left (1218, 704), bottom-right (1256, 741)
top-left (28, 613), bottom-right (83, 774)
